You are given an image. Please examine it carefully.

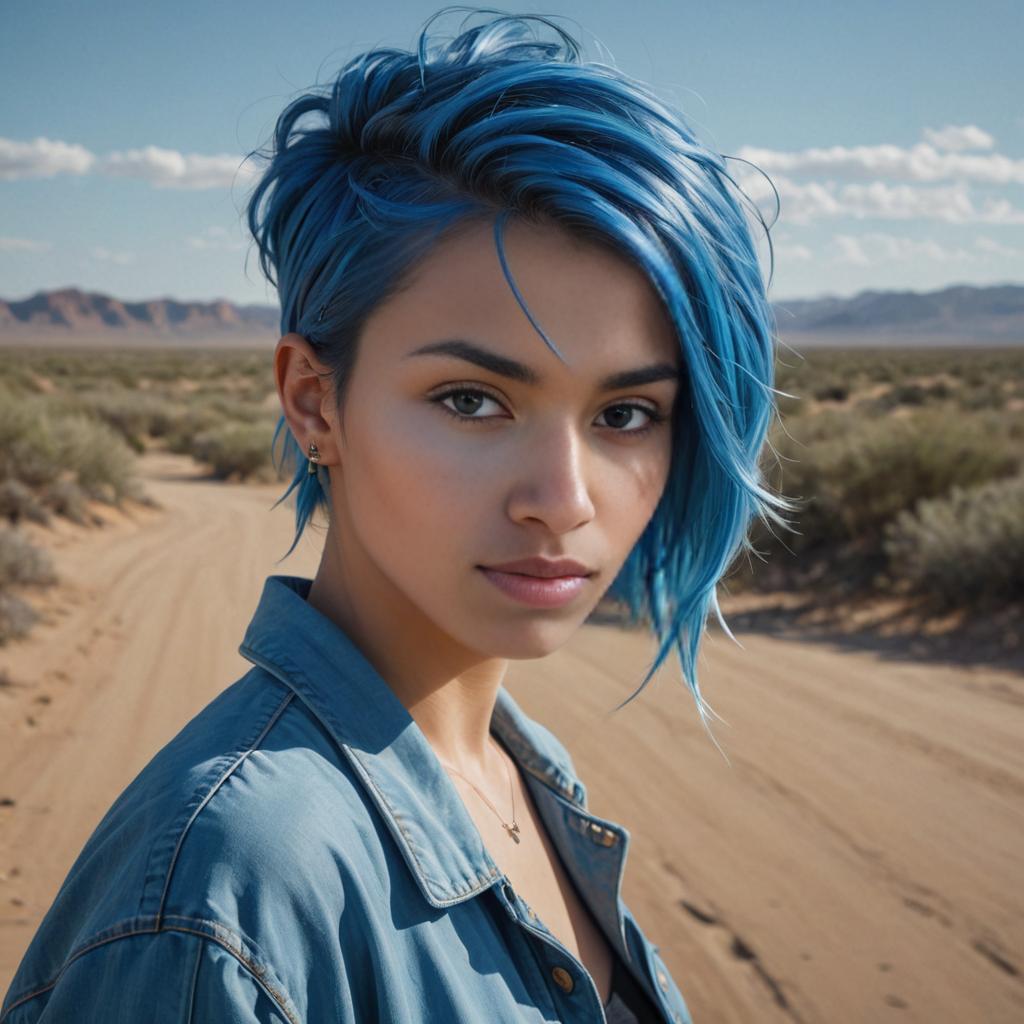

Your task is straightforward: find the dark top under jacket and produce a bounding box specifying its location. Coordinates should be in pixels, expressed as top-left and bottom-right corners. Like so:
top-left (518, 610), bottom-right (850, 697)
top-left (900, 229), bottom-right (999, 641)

top-left (604, 950), bottom-right (666, 1023)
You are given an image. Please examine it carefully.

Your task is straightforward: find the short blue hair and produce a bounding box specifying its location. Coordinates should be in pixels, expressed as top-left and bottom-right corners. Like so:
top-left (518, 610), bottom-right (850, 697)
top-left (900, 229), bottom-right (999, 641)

top-left (244, 5), bottom-right (796, 749)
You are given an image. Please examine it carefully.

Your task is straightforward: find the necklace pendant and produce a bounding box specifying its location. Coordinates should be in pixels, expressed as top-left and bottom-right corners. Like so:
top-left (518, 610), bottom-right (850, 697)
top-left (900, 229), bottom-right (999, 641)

top-left (504, 822), bottom-right (521, 843)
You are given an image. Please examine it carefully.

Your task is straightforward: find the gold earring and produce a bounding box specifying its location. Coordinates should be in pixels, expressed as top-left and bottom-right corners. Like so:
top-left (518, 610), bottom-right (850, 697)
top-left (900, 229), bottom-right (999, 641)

top-left (307, 441), bottom-right (321, 474)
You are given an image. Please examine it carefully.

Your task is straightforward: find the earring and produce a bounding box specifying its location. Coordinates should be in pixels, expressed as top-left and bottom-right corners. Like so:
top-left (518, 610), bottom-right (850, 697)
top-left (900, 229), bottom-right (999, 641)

top-left (307, 441), bottom-right (321, 474)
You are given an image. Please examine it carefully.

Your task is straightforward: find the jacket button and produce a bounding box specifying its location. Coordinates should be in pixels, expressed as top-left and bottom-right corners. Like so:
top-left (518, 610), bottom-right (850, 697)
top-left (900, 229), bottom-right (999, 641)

top-left (657, 968), bottom-right (669, 991)
top-left (551, 966), bottom-right (574, 993)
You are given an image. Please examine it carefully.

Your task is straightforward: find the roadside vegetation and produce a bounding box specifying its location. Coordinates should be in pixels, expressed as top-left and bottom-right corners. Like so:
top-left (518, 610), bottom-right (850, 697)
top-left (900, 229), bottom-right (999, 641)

top-left (0, 343), bottom-right (1021, 651)
top-left (736, 346), bottom-right (1024, 612)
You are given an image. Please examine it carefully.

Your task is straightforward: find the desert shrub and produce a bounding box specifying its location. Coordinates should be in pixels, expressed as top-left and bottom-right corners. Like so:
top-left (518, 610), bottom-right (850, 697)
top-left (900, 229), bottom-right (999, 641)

top-left (0, 590), bottom-right (39, 645)
top-left (0, 526), bottom-right (57, 587)
top-left (0, 393), bottom-right (67, 489)
top-left (956, 380), bottom-right (1008, 412)
top-left (58, 414), bottom-right (144, 504)
top-left (882, 474), bottom-right (1024, 605)
top-left (764, 406), bottom-right (1020, 550)
top-left (68, 391), bottom-right (173, 452)
top-left (190, 421), bottom-right (276, 481)
top-left (146, 400), bottom-right (193, 439)
top-left (812, 379), bottom-right (850, 403)
top-left (0, 478), bottom-right (50, 525)
top-left (164, 406), bottom-right (231, 454)
top-left (0, 386), bottom-right (144, 507)
top-left (41, 478), bottom-right (92, 525)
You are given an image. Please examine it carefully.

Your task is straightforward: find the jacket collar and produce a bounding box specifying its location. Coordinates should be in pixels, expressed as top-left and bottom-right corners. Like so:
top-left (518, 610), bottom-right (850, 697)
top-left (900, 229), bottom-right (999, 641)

top-left (237, 574), bottom-right (587, 908)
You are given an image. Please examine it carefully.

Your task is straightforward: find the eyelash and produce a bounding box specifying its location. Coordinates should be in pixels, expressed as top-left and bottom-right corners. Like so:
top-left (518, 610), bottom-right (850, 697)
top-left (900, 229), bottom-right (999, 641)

top-left (429, 385), bottom-right (668, 437)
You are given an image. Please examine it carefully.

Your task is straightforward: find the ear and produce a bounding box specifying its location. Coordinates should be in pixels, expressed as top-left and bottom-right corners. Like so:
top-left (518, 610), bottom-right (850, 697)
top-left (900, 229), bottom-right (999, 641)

top-left (274, 333), bottom-right (339, 467)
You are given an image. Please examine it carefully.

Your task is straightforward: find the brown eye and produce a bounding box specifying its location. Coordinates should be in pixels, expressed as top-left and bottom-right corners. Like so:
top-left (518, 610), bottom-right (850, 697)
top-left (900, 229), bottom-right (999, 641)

top-left (598, 403), bottom-right (665, 435)
top-left (431, 387), bottom-right (507, 423)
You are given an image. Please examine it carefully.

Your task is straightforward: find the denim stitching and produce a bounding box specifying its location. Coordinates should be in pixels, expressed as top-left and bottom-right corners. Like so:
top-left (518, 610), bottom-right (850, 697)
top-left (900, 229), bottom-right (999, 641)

top-left (185, 931), bottom-right (203, 1022)
top-left (241, 646), bottom-right (490, 905)
top-left (0, 917), bottom-right (300, 1024)
top-left (157, 688), bottom-right (296, 923)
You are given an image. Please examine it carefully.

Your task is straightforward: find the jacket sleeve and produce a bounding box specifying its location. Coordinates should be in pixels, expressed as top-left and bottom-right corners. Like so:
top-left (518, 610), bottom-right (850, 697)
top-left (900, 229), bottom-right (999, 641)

top-left (3, 928), bottom-right (295, 1024)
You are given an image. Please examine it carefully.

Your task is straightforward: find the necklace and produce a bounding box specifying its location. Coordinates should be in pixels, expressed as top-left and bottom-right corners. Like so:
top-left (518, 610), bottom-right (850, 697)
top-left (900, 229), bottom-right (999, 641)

top-left (439, 739), bottom-right (521, 843)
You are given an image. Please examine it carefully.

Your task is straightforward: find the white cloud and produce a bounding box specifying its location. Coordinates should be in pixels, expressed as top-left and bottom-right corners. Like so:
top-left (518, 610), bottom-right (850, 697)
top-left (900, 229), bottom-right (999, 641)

top-left (974, 195), bottom-right (1024, 225)
top-left (0, 136), bottom-right (95, 180)
top-left (830, 232), bottom-right (974, 265)
top-left (186, 225), bottom-right (247, 251)
top-left (0, 236), bottom-right (51, 253)
top-left (0, 135), bottom-right (259, 189)
top-left (738, 173), bottom-right (1024, 225)
top-left (99, 145), bottom-right (258, 190)
top-left (90, 246), bottom-right (136, 266)
top-left (922, 124), bottom-right (995, 152)
top-left (734, 125), bottom-right (1023, 185)
top-left (774, 241), bottom-right (813, 262)
top-left (838, 180), bottom-right (976, 221)
top-left (831, 235), bottom-right (870, 266)
top-left (973, 235), bottom-right (1020, 257)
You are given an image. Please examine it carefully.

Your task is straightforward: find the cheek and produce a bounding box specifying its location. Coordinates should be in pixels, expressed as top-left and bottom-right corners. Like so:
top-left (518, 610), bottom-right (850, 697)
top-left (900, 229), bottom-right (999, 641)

top-left (341, 408), bottom-right (496, 578)
top-left (606, 443), bottom-right (673, 542)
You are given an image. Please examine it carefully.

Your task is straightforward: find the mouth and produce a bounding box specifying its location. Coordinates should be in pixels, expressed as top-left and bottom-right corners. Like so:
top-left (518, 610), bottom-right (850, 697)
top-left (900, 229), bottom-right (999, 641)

top-left (478, 557), bottom-right (595, 579)
top-left (476, 565), bottom-right (593, 608)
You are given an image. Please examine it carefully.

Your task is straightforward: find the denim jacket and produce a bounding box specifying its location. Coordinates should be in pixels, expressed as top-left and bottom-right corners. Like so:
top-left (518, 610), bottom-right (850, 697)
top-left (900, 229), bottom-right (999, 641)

top-left (1, 574), bottom-right (693, 1024)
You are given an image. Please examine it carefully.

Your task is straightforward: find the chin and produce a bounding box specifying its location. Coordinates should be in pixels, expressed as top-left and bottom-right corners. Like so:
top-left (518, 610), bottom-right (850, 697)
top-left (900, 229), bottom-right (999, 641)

top-left (459, 615), bottom-right (587, 661)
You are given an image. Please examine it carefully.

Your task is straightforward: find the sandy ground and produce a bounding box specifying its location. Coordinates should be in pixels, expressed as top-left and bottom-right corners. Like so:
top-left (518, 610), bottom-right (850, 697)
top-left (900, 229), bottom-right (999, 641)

top-left (1, 450), bottom-right (1022, 1022)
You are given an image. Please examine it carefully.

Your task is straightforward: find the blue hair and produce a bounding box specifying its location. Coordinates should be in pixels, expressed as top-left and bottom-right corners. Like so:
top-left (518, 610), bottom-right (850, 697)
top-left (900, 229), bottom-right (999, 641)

top-left (243, 5), bottom-right (797, 752)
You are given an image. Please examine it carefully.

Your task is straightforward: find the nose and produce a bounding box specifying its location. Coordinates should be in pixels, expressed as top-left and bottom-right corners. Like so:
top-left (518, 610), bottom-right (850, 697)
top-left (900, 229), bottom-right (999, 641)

top-left (505, 419), bottom-right (597, 534)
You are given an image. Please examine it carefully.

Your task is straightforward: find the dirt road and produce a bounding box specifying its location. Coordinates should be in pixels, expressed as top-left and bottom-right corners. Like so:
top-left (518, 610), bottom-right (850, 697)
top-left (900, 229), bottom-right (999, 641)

top-left (1, 451), bottom-right (1021, 1021)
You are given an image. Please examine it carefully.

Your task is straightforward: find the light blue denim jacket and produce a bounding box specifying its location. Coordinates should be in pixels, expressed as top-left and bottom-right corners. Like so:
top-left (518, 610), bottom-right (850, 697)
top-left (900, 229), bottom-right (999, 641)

top-left (1, 575), bottom-right (693, 1023)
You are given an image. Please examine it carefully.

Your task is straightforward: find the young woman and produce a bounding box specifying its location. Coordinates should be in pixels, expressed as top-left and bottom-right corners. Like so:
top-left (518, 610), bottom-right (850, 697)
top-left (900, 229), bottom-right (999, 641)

top-left (1, 7), bottom-right (791, 1023)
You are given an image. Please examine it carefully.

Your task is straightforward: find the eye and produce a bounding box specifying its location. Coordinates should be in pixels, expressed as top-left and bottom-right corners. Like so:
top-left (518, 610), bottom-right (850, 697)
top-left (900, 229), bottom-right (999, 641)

top-left (596, 403), bottom-right (666, 436)
top-left (431, 386), bottom-right (508, 423)
top-left (429, 385), bottom-right (667, 436)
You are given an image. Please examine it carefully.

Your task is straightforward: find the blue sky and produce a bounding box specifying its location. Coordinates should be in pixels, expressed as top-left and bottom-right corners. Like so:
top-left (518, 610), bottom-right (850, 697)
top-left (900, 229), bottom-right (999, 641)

top-left (2, 0), bottom-right (1021, 306)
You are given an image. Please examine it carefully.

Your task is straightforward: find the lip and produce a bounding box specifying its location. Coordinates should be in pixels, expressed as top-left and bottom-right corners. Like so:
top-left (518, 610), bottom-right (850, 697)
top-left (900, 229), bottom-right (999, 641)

top-left (481, 556), bottom-right (595, 578)
top-left (477, 567), bottom-right (591, 608)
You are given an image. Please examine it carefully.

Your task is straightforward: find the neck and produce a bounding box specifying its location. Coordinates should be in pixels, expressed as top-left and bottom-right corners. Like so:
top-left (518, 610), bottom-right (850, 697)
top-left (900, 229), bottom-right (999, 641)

top-left (306, 524), bottom-right (510, 776)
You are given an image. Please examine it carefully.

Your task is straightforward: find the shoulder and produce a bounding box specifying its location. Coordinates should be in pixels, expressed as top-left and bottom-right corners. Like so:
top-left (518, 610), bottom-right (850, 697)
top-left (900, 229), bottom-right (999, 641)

top-left (3, 667), bottom-right (376, 1022)
top-left (1, 924), bottom-right (299, 1024)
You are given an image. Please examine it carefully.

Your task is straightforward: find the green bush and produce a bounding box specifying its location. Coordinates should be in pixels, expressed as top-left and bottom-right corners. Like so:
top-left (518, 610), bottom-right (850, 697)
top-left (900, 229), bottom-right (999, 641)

top-left (0, 389), bottom-right (144, 507)
top-left (60, 414), bottom-right (145, 503)
top-left (190, 421), bottom-right (276, 481)
top-left (71, 391), bottom-right (175, 452)
top-left (0, 392), bottom-right (67, 489)
top-left (0, 526), bottom-right (57, 587)
top-left (40, 478), bottom-right (93, 525)
top-left (764, 406), bottom-right (1020, 550)
top-left (882, 474), bottom-right (1024, 605)
top-left (0, 478), bottom-right (50, 525)
top-left (0, 590), bottom-right (39, 645)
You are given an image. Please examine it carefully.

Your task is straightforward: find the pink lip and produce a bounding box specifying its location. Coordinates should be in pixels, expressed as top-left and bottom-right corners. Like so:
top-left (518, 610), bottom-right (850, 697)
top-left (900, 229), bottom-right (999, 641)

top-left (478, 567), bottom-right (590, 608)
top-left (483, 556), bottom-right (595, 578)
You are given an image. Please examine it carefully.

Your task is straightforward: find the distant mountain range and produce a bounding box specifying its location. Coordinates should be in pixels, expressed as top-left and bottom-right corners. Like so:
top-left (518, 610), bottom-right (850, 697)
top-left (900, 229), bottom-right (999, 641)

top-left (1, 283), bottom-right (1022, 347)
top-left (772, 283), bottom-right (1024, 342)
top-left (0, 290), bottom-right (278, 337)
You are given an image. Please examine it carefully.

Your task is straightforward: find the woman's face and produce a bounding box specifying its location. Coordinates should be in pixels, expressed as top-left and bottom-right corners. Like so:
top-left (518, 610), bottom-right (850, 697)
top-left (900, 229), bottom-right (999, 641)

top-left (309, 217), bottom-right (681, 660)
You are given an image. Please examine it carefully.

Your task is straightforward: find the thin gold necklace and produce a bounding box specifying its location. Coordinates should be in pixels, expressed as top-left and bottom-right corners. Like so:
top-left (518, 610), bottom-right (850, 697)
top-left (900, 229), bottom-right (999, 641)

top-left (439, 739), bottom-right (521, 843)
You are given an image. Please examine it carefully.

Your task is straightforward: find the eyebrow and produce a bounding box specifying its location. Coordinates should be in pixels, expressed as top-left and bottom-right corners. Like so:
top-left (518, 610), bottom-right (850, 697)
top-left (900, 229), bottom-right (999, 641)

top-left (404, 339), bottom-right (681, 391)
